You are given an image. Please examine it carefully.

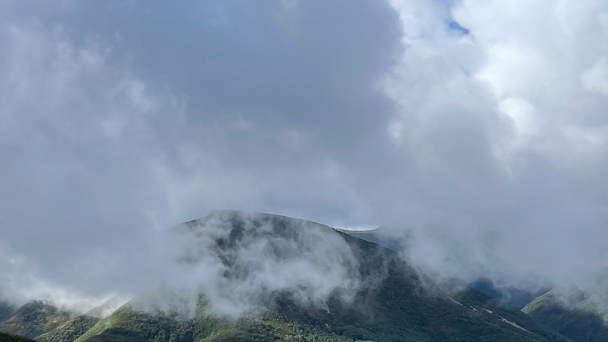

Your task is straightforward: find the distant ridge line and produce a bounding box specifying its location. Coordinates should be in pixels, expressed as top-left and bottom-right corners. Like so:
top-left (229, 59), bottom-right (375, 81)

top-left (333, 227), bottom-right (379, 234)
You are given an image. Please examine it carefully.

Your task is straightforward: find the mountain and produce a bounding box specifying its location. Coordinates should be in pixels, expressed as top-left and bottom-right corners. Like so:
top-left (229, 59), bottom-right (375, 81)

top-left (343, 231), bottom-right (549, 311)
top-left (65, 210), bottom-right (570, 342)
top-left (1, 211), bottom-right (575, 341)
top-left (74, 303), bottom-right (195, 342)
top-left (338, 227), bottom-right (408, 253)
top-left (470, 278), bottom-right (549, 310)
top-left (522, 290), bottom-right (608, 342)
top-left (0, 301), bottom-right (73, 339)
top-left (36, 316), bottom-right (100, 342)
top-left (0, 301), bottom-right (15, 323)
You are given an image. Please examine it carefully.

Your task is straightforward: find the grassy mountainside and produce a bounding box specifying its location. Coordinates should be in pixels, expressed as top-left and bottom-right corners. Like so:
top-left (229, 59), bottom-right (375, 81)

top-left (76, 299), bottom-right (357, 342)
top-left (36, 315), bottom-right (100, 342)
top-left (68, 210), bottom-right (571, 342)
top-left (522, 290), bottom-right (608, 342)
top-left (74, 304), bottom-right (193, 342)
top-left (0, 301), bottom-right (72, 339)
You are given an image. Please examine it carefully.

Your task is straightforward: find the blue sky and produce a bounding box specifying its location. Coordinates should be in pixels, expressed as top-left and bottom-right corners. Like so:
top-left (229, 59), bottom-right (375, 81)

top-left (448, 20), bottom-right (469, 34)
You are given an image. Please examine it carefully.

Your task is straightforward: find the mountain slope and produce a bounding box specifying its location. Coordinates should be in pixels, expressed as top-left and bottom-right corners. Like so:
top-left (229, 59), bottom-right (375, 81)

top-left (70, 210), bottom-right (571, 342)
top-left (522, 290), bottom-right (608, 342)
top-left (0, 301), bottom-right (73, 339)
top-left (36, 315), bottom-right (100, 342)
top-left (75, 299), bottom-right (358, 342)
top-left (0, 301), bottom-right (15, 323)
top-left (470, 278), bottom-right (549, 310)
top-left (74, 304), bottom-right (194, 342)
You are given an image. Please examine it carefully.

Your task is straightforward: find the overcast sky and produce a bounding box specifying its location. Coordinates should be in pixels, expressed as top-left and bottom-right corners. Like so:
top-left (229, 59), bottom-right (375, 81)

top-left (1, 0), bottom-right (607, 309)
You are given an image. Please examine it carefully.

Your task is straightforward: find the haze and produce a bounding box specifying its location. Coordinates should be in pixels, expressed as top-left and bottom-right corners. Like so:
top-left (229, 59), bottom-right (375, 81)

top-left (0, 0), bottom-right (607, 310)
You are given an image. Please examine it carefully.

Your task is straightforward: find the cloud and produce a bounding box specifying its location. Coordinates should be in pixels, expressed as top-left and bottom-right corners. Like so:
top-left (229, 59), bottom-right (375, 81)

top-left (382, 0), bottom-right (608, 294)
top-left (0, 0), bottom-right (607, 311)
top-left (135, 211), bottom-right (362, 317)
top-left (0, 0), bottom-right (400, 306)
top-left (582, 57), bottom-right (608, 96)
top-left (0, 243), bottom-right (128, 313)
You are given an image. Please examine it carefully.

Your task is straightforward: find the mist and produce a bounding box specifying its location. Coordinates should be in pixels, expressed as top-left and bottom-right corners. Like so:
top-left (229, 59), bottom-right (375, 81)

top-left (128, 211), bottom-right (363, 317)
top-left (0, 0), bottom-right (607, 315)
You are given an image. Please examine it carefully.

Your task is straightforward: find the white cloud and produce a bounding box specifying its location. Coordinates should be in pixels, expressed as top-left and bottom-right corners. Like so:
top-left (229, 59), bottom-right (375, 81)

top-left (382, 0), bottom-right (608, 293)
top-left (498, 97), bottom-right (539, 137)
top-left (0, 0), bottom-right (607, 309)
top-left (581, 56), bottom-right (608, 96)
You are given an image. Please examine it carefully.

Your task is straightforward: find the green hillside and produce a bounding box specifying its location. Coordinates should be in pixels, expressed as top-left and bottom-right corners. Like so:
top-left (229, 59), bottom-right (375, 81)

top-left (0, 301), bottom-right (73, 339)
top-left (522, 290), bottom-right (608, 342)
top-left (37, 315), bottom-right (100, 342)
top-left (75, 299), bottom-right (356, 342)
top-left (74, 304), bottom-right (194, 342)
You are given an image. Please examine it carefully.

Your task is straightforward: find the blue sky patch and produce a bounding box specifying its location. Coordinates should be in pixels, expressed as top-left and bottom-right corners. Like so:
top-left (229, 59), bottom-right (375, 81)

top-left (448, 20), bottom-right (470, 34)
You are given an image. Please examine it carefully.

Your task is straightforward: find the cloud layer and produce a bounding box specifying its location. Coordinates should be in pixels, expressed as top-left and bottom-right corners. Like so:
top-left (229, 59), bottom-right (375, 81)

top-left (0, 0), bottom-right (607, 308)
top-left (140, 210), bottom-right (362, 317)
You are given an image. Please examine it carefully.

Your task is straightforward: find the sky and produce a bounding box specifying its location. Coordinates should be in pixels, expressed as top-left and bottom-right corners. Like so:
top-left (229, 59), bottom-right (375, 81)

top-left (0, 0), bottom-right (607, 310)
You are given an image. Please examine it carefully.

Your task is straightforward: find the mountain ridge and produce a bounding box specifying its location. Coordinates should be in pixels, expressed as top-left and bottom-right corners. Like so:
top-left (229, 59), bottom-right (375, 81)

top-left (522, 290), bottom-right (608, 342)
top-left (1, 210), bottom-right (575, 342)
top-left (0, 301), bottom-right (73, 339)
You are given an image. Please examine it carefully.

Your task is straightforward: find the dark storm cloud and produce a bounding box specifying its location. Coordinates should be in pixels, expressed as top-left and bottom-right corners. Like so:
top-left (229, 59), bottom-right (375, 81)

top-left (0, 0), bottom-right (403, 307)
top-left (55, 1), bottom-right (400, 145)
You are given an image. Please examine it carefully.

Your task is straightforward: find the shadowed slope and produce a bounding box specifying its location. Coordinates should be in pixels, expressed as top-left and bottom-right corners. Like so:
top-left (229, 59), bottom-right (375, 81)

top-left (0, 332), bottom-right (34, 342)
top-left (0, 301), bottom-right (15, 324)
top-left (523, 290), bottom-right (608, 342)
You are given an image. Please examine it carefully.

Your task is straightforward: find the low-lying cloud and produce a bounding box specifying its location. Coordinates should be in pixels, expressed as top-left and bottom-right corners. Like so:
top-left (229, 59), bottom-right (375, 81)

top-left (134, 211), bottom-right (362, 317)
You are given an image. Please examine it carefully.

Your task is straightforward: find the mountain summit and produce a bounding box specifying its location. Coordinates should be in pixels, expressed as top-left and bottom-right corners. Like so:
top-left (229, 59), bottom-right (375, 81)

top-left (2, 211), bottom-right (571, 341)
